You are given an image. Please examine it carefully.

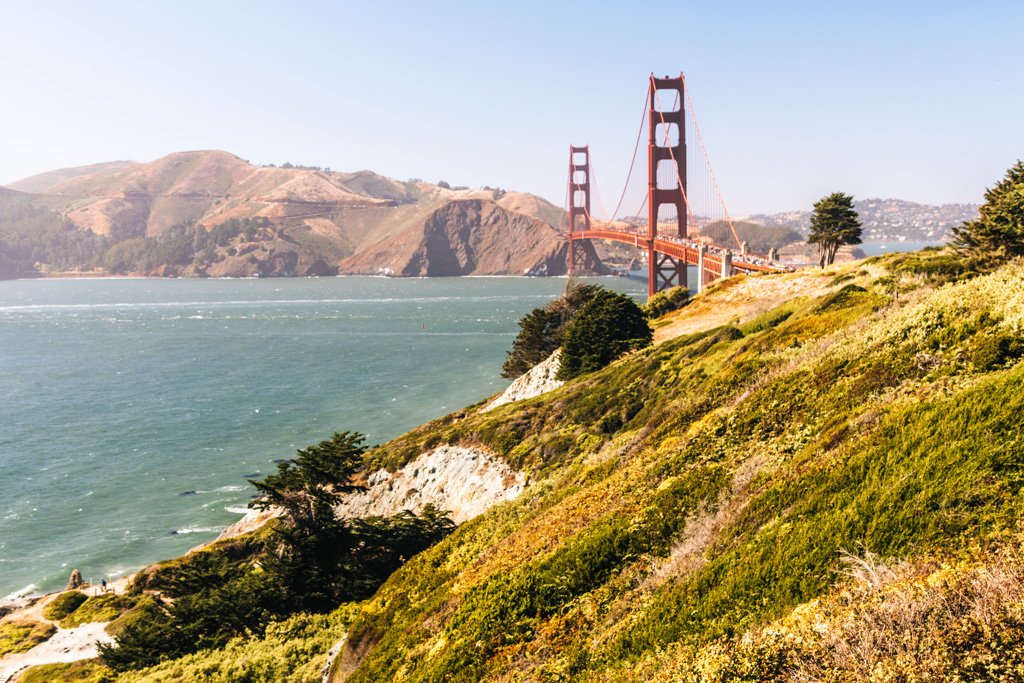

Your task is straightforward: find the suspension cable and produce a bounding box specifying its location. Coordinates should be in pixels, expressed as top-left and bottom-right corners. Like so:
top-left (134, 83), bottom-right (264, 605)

top-left (607, 86), bottom-right (651, 224)
top-left (683, 79), bottom-right (742, 250)
top-left (589, 155), bottom-right (613, 223)
top-left (562, 149), bottom-right (571, 234)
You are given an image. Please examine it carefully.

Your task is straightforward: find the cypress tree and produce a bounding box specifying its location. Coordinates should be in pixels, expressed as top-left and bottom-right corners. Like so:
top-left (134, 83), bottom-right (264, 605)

top-left (807, 192), bottom-right (862, 267)
top-left (952, 160), bottom-right (1024, 260)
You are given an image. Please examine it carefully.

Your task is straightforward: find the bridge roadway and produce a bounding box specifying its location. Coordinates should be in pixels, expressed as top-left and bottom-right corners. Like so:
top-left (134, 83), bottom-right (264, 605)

top-left (570, 228), bottom-right (780, 275)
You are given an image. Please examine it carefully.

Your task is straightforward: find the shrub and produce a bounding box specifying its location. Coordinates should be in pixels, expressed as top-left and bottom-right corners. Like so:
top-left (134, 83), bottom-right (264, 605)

top-left (558, 289), bottom-right (652, 380)
top-left (42, 590), bottom-right (88, 621)
top-left (106, 607), bottom-right (354, 683)
top-left (971, 330), bottom-right (1024, 371)
top-left (0, 620), bottom-right (56, 656)
top-left (59, 593), bottom-right (140, 628)
top-left (502, 283), bottom-right (603, 378)
top-left (16, 659), bottom-right (110, 683)
top-left (105, 595), bottom-right (159, 637)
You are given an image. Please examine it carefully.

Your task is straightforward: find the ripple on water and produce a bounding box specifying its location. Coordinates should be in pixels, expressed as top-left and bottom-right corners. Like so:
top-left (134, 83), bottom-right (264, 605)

top-left (0, 275), bottom-right (645, 596)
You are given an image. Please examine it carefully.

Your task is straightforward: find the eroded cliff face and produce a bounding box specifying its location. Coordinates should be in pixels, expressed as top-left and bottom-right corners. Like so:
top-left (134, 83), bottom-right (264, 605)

top-left (339, 199), bottom-right (606, 277)
top-left (218, 444), bottom-right (527, 541)
top-left (335, 446), bottom-right (527, 524)
top-left (483, 350), bottom-right (564, 412)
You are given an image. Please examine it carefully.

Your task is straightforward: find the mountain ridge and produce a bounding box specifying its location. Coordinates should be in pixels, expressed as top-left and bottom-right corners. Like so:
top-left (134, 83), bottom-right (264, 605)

top-left (0, 151), bottom-right (606, 278)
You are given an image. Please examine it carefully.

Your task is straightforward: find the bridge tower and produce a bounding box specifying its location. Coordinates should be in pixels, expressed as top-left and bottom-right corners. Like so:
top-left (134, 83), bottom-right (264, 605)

top-left (648, 74), bottom-right (687, 296)
top-left (567, 145), bottom-right (595, 275)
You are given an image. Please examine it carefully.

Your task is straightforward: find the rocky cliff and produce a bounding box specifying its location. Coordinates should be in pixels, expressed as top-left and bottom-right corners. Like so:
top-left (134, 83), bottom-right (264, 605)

top-left (339, 199), bottom-right (603, 277)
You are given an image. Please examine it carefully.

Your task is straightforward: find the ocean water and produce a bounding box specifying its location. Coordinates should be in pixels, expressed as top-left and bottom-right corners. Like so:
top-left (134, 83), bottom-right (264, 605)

top-left (0, 275), bottom-right (644, 598)
top-left (859, 240), bottom-right (947, 256)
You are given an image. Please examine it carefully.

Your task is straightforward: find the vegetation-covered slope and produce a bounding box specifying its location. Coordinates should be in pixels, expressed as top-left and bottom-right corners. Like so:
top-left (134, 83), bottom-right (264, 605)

top-left (326, 249), bottom-right (1024, 681)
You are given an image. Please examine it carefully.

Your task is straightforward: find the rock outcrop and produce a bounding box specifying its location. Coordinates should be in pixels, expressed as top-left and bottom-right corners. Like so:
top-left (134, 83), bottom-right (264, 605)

top-left (483, 350), bottom-right (564, 412)
top-left (339, 199), bottom-right (605, 277)
top-left (335, 446), bottom-right (527, 524)
top-left (64, 570), bottom-right (83, 591)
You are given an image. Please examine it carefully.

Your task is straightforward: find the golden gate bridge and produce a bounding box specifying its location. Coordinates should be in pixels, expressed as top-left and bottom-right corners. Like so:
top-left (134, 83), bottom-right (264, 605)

top-left (565, 73), bottom-right (789, 297)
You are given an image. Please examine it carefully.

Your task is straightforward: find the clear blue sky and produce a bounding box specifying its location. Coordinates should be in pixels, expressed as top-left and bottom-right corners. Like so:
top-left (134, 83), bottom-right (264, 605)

top-left (1, 0), bottom-right (1021, 214)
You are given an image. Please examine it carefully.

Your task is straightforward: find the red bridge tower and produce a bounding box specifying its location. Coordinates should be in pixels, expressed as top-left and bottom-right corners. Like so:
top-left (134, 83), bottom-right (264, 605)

top-left (647, 74), bottom-right (687, 296)
top-left (567, 145), bottom-right (595, 275)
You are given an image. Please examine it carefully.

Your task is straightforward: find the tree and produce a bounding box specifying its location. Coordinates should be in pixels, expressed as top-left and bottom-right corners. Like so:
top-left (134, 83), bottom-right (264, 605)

top-left (557, 289), bottom-right (652, 380)
top-left (807, 192), bottom-right (862, 267)
top-left (251, 431), bottom-right (366, 537)
top-left (952, 160), bottom-right (1024, 260)
top-left (501, 282), bottom-right (603, 378)
top-left (102, 432), bottom-right (456, 671)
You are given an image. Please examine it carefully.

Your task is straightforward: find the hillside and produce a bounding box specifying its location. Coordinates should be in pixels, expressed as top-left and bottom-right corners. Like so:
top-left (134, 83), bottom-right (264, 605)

top-left (696, 219), bottom-right (803, 254)
top-left (318, 250), bottom-right (1024, 682)
top-left (5, 161), bottom-right (140, 194)
top-left (0, 152), bottom-right (605, 278)
top-left (749, 198), bottom-right (977, 242)
top-left (8, 248), bottom-right (1024, 682)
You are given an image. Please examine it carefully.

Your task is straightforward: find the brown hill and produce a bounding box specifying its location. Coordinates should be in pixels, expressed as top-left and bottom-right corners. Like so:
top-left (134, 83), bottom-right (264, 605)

top-left (0, 151), bottom-right (606, 278)
top-left (5, 160), bottom-right (139, 194)
top-left (341, 199), bottom-right (580, 276)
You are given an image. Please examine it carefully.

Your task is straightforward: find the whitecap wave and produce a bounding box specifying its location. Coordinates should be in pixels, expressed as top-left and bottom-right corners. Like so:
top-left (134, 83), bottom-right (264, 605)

top-left (224, 506), bottom-right (251, 515)
top-left (173, 525), bottom-right (222, 535)
top-left (0, 293), bottom-right (555, 314)
top-left (2, 583), bottom-right (37, 601)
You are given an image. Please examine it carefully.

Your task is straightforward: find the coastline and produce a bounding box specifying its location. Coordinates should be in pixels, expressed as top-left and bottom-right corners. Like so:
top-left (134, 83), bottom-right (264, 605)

top-left (1, 272), bottom-right (620, 282)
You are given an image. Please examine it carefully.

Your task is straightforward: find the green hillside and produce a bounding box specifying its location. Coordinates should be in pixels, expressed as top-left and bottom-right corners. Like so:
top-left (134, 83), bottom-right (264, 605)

top-left (15, 248), bottom-right (1024, 683)
top-left (323, 250), bottom-right (1024, 682)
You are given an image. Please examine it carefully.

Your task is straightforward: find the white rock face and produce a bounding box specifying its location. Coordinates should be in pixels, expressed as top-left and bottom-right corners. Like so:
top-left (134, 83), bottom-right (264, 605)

top-left (218, 507), bottom-right (280, 541)
top-left (483, 350), bottom-right (563, 412)
top-left (335, 446), bottom-right (527, 524)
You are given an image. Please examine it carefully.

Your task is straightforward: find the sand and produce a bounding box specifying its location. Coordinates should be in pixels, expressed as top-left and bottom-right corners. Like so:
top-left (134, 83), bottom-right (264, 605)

top-left (0, 622), bottom-right (113, 682)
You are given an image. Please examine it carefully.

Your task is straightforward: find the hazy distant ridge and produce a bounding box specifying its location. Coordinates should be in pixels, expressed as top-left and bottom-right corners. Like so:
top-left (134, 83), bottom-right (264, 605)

top-left (6, 160), bottom-right (141, 194)
top-left (747, 198), bottom-right (977, 242)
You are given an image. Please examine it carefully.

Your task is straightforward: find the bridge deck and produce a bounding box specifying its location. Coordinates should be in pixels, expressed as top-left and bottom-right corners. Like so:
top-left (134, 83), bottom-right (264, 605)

top-left (571, 229), bottom-right (779, 274)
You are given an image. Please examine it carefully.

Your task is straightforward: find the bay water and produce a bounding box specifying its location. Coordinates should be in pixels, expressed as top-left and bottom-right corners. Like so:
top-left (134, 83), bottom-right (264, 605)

top-left (0, 275), bottom-right (644, 598)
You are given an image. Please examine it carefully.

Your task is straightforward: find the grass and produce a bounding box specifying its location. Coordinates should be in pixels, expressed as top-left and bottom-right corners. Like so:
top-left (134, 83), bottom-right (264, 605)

top-left (328, 256), bottom-right (1024, 681)
top-left (0, 620), bottom-right (55, 656)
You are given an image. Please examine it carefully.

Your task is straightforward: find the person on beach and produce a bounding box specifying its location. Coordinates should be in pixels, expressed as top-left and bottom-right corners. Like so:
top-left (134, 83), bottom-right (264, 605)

top-left (101, 578), bottom-right (107, 593)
